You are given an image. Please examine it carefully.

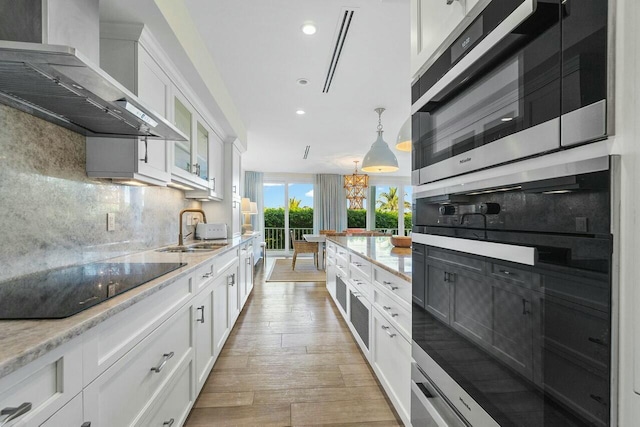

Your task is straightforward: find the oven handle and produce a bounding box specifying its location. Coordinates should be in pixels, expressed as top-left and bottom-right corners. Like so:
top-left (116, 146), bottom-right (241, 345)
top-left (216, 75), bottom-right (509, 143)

top-left (412, 233), bottom-right (537, 266)
top-left (412, 363), bottom-right (471, 427)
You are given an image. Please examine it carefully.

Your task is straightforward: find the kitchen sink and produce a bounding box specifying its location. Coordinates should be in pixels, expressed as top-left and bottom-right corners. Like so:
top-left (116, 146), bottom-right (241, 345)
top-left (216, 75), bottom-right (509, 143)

top-left (157, 242), bottom-right (228, 253)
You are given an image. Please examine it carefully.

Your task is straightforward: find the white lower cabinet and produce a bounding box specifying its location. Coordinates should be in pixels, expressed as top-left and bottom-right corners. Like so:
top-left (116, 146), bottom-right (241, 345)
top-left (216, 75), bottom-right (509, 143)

top-left (39, 393), bottom-right (84, 427)
top-left (372, 307), bottom-right (411, 423)
top-left (193, 284), bottom-right (215, 394)
top-left (83, 305), bottom-right (192, 427)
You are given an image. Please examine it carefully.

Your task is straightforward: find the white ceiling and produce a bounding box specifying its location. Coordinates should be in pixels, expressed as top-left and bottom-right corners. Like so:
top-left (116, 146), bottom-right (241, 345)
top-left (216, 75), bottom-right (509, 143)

top-left (101, 0), bottom-right (411, 177)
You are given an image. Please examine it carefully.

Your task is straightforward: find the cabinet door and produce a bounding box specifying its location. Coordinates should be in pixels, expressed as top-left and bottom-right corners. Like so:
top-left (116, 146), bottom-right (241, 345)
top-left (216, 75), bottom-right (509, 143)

top-left (425, 263), bottom-right (451, 323)
top-left (326, 263), bottom-right (337, 299)
top-left (39, 393), bottom-right (83, 427)
top-left (451, 270), bottom-right (492, 343)
top-left (349, 289), bottom-right (370, 352)
top-left (193, 287), bottom-right (215, 393)
top-left (195, 120), bottom-right (209, 181)
top-left (227, 266), bottom-right (240, 327)
top-left (491, 283), bottom-right (535, 379)
top-left (232, 146), bottom-right (241, 198)
top-left (209, 133), bottom-right (224, 199)
top-left (173, 94), bottom-right (193, 175)
top-left (411, 0), bottom-right (467, 78)
top-left (213, 278), bottom-right (230, 357)
top-left (372, 308), bottom-right (411, 421)
top-left (136, 46), bottom-right (171, 183)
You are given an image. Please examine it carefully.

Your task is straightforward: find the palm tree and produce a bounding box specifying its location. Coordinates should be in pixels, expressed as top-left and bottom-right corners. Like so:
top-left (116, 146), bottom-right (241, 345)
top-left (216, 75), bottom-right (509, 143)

top-left (376, 187), bottom-right (411, 212)
top-left (289, 197), bottom-right (302, 209)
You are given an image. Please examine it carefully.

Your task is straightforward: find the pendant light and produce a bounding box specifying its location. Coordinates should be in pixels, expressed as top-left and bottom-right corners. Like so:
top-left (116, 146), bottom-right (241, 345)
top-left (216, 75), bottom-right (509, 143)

top-left (344, 160), bottom-right (369, 209)
top-left (361, 108), bottom-right (399, 173)
top-left (395, 117), bottom-right (411, 152)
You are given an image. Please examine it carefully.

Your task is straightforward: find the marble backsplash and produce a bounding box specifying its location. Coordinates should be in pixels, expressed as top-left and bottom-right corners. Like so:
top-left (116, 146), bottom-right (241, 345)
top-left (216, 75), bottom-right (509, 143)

top-left (0, 105), bottom-right (201, 282)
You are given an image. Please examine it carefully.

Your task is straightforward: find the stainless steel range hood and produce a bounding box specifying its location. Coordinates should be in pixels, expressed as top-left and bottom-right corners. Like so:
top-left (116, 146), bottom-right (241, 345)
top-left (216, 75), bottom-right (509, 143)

top-left (0, 40), bottom-right (186, 140)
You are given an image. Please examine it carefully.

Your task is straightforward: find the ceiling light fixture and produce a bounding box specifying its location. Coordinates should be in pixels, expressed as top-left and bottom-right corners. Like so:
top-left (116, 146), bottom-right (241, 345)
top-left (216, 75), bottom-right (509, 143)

top-left (344, 160), bottom-right (369, 209)
top-left (296, 110), bottom-right (305, 115)
top-left (361, 108), bottom-right (399, 173)
top-left (395, 117), bottom-right (411, 152)
top-left (301, 22), bottom-right (317, 35)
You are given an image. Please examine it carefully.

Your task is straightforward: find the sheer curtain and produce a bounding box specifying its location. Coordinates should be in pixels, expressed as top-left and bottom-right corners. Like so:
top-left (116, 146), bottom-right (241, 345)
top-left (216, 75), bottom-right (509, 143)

top-left (313, 174), bottom-right (347, 233)
top-left (244, 171), bottom-right (264, 235)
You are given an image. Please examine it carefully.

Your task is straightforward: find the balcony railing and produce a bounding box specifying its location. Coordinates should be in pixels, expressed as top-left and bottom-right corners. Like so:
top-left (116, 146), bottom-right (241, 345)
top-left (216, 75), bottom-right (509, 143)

top-left (264, 227), bottom-right (314, 250)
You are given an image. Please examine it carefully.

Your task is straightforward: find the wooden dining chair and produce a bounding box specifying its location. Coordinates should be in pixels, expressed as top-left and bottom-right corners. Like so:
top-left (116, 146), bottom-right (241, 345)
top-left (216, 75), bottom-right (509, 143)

top-left (290, 229), bottom-right (318, 270)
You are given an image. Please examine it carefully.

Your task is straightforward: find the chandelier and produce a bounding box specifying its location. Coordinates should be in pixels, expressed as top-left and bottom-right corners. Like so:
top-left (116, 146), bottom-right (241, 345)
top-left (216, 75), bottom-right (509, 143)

top-left (344, 160), bottom-right (369, 209)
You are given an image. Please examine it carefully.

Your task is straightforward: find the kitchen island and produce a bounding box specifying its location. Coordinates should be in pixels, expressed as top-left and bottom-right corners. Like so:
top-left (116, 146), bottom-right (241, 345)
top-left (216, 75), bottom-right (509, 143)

top-left (325, 235), bottom-right (412, 426)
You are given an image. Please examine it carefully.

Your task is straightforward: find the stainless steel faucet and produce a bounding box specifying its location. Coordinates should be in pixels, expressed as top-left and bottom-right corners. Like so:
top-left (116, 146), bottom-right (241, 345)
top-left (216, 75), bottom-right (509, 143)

top-left (178, 209), bottom-right (207, 246)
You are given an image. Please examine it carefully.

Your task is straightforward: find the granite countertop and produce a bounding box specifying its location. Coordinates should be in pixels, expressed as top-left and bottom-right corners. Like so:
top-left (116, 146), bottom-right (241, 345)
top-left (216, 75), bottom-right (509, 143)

top-left (327, 236), bottom-right (412, 282)
top-left (0, 234), bottom-right (258, 380)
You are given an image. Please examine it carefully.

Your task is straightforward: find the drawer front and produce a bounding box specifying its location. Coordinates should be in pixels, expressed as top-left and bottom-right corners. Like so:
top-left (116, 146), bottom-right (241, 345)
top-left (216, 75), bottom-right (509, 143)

top-left (427, 247), bottom-right (486, 274)
top-left (372, 308), bottom-right (411, 420)
top-left (83, 305), bottom-right (192, 427)
top-left (350, 269), bottom-right (372, 301)
top-left (490, 262), bottom-right (540, 289)
top-left (373, 267), bottom-right (412, 308)
top-left (350, 253), bottom-right (372, 281)
top-left (194, 259), bottom-right (216, 291)
top-left (326, 241), bottom-right (337, 256)
top-left (335, 246), bottom-right (349, 265)
top-left (335, 257), bottom-right (349, 278)
top-left (0, 339), bottom-right (82, 427)
top-left (373, 286), bottom-right (411, 340)
top-left (83, 275), bottom-right (192, 385)
top-left (39, 392), bottom-right (83, 427)
top-left (215, 248), bottom-right (239, 276)
top-left (140, 357), bottom-right (195, 427)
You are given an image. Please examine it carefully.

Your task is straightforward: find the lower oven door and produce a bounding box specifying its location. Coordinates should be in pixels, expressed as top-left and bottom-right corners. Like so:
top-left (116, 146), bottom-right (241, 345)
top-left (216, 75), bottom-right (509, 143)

top-left (411, 361), bottom-right (469, 427)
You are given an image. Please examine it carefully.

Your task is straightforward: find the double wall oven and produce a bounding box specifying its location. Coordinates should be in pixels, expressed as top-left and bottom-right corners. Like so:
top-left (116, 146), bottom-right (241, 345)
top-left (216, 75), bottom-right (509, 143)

top-left (411, 0), bottom-right (610, 185)
top-left (411, 157), bottom-right (615, 427)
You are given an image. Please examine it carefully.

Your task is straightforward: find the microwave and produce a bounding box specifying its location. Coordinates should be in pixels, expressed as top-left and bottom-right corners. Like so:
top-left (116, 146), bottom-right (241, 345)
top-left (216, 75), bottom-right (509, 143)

top-left (411, 0), bottom-right (610, 185)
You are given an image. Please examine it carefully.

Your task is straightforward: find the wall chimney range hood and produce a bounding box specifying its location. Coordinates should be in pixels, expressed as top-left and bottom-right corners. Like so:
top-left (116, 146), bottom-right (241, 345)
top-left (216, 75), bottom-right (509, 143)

top-left (0, 0), bottom-right (186, 141)
top-left (0, 41), bottom-right (186, 140)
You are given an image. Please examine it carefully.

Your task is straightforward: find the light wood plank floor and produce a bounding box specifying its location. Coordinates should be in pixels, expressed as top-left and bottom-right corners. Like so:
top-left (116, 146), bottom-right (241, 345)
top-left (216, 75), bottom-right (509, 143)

top-left (184, 257), bottom-right (403, 427)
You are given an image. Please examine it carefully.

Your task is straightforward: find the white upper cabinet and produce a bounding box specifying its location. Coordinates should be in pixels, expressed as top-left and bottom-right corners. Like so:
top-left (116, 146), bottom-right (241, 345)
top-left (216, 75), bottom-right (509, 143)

top-left (411, 0), bottom-right (483, 81)
top-left (87, 24), bottom-right (172, 185)
top-left (184, 118), bottom-right (224, 200)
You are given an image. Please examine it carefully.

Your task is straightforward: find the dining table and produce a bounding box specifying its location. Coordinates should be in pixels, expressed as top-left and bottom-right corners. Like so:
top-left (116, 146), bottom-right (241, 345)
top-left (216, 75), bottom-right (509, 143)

top-left (303, 234), bottom-right (326, 269)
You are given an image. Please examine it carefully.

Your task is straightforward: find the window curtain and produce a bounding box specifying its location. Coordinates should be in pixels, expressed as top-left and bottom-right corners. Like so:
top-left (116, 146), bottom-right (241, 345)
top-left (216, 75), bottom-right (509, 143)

top-left (313, 174), bottom-right (347, 233)
top-left (244, 171), bottom-right (264, 236)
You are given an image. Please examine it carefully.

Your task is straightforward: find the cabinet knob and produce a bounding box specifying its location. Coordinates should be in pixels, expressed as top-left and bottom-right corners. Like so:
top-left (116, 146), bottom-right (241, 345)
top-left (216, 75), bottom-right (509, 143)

top-left (150, 352), bottom-right (174, 373)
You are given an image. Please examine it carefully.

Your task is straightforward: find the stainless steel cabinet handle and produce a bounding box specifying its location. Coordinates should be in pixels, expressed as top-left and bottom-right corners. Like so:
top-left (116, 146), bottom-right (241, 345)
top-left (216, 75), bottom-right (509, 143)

top-left (163, 419), bottom-right (175, 427)
top-left (353, 262), bottom-right (363, 267)
top-left (383, 281), bottom-right (398, 291)
top-left (381, 325), bottom-right (396, 338)
top-left (383, 306), bottom-right (391, 310)
top-left (197, 305), bottom-right (205, 323)
top-left (391, 313), bottom-right (399, 318)
top-left (81, 423), bottom-right (92, 427)
top-left (228, 273), bottom-right (236, 286)
top-left (233, 185), bottom-right (237, 193)
top-left (0, 402), bottom-right (32, 426)
top-left (151, 352), bottom-right (174, 373)
top-left (499, 269), bottom-right (515, 276)
top-left (210, 177), bottom-right (216, 190)
top-left (202, 272), bottom-right (213, 278)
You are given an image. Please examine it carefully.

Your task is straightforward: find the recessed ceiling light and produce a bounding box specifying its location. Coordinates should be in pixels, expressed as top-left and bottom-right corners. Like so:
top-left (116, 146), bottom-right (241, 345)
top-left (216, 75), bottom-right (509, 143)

top-left (296, 110), bottom-right (306, 115)
top-left (301, 22), bottom-right (317, 35)
top-left (297, 78), bottom-right (309, 86)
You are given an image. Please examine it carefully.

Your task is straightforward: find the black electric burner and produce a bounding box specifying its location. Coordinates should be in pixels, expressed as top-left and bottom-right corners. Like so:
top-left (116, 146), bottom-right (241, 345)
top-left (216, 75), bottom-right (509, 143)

top-left (0, 262), bottom-right (186, 320)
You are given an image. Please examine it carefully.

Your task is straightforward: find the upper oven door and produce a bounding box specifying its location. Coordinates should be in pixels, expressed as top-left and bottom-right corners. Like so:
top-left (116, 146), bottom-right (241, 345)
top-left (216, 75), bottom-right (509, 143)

top-left (411, 0), bottom-right (564, 185)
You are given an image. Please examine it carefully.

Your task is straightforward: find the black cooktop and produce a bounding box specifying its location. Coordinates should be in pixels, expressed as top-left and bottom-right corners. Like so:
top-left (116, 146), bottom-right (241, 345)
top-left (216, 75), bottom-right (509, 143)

top-left (0, 262), bottom-right (186, 320)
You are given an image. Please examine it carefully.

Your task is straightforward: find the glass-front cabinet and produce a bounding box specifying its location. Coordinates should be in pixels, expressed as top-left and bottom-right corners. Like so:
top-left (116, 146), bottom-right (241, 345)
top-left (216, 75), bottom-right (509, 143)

top-left (171, 91), bottom-right (219, 192)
